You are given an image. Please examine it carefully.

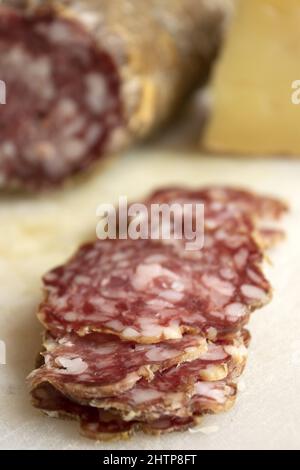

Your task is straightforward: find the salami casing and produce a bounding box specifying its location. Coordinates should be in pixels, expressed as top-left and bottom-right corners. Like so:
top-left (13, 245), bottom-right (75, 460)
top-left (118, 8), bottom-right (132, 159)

top-left (0, 0), bottom-right (232, 188)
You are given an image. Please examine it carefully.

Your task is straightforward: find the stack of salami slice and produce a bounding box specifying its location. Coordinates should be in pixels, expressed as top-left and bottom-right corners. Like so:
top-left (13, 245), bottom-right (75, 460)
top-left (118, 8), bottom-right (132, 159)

top-left (28, 187), bottom-right (287, 440)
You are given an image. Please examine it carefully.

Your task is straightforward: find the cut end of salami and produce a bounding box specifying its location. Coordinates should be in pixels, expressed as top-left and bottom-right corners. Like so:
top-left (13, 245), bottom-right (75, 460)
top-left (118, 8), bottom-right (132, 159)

top-left (0, 5), bottom-right (122, 188)
top-left (0, 0), bottom-right (236, 189)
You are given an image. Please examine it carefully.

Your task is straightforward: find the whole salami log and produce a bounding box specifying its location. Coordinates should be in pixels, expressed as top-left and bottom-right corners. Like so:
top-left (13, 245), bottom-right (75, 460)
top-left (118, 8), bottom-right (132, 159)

top-left (0, 0), bottom-right (232, 189)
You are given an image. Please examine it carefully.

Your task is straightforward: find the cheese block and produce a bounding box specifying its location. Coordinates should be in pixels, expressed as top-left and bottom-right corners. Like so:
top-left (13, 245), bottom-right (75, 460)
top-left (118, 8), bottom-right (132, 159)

top-left (203, 0), bottom-right (300, 156)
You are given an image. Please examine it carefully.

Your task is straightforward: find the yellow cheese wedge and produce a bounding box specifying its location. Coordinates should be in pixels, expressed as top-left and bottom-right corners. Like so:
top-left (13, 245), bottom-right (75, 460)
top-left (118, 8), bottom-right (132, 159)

top-left (203, 0), bottom-right (300, 156)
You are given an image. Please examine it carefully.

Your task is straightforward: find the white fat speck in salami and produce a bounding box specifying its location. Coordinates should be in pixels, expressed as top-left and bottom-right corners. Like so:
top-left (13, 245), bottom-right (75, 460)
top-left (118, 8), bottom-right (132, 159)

top-left (225, 302), bottom-right (246, 319)
top-left (55, 356), bottom-right (88, 375)
top-left (241, 284), bottom-right (269, 302)
top-left (194, 381), bottom-right (227, 404)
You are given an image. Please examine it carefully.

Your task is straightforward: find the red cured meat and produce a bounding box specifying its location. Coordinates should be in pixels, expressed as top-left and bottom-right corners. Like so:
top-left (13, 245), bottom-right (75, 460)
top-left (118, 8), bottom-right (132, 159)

top-left (0, 6), bottom-right (122, 188)
top-left (28, 186), bottom-right (286, 440)
top-left (28, 331), bottom-right (206, 398)
top-left (32, 382), bottom-right (197, 439)
top-left (39, 236), bottom-right (270, 342)
top-left (82, 331), bottom-right (247, 420)
top-left (31, 378), bottom-right (236, 439)
top-left (145, 186), bottom-right (287, 223)
top-left (0, 0), bottom-right (230, 189)
top-left (142, 186), bottom-right (288, 247)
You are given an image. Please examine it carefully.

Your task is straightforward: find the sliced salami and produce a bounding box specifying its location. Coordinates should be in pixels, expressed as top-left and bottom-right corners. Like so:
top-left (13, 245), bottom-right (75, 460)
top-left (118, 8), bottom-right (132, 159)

top-left (31, 382), bottom-right (135, 441)
top-left (81, 412), bottom-right (199, 439)
top-left (28, 331), bottom-right (206, 398)
top-left (30, 329), bottom-right (246, 427)
top-left (39, 236), bottom-right (270, 342)
top-left (32, 382), bottom-right (198, 439)
top-left (32, 377), bottom-right (235, 439)
top-left (86, 332), bottom-right (247, 421)
top-left (144, 186), bottom-right (288, 248)
top-left (145, 186), bottom-right (288, 224)
top-left (28, 186), bottom-right (286, 440)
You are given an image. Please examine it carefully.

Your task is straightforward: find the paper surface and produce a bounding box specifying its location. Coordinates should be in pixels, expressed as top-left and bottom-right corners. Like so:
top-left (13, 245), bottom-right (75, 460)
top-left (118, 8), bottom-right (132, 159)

top-left (0, 149), bottom-right (299, 450)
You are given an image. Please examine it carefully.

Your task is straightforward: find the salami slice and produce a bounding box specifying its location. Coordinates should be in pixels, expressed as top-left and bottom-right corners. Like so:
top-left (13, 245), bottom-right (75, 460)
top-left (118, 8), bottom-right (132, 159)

top-left (83, 332), bottom-right (247, 421)
top-left (91, 376), bottom-right (238, 423)
top-left (140, 416), bottom-right (198, 436)
top-left (144, 186), bottom-right (288, 248)
top-left (0, 0), bottom-right (232, 189)
top-left (81, 412), bottom-right (199, 439)
top-left (32, 382), bottom-right (198, 439)
top-left (39, 236), bottom-right (270, 342)
top-left (32, 378), bottom-right (236, 439)
top-left (145, 187), bottom-right (288, 223)
top-left (30, 329), bottom-right (246, 426)
top-left (31, 382), bottom-right (135, 440)
top-left (28, 331), bottom-right (207, 398)
top-left (81, 413), bottom-right (200, 438)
